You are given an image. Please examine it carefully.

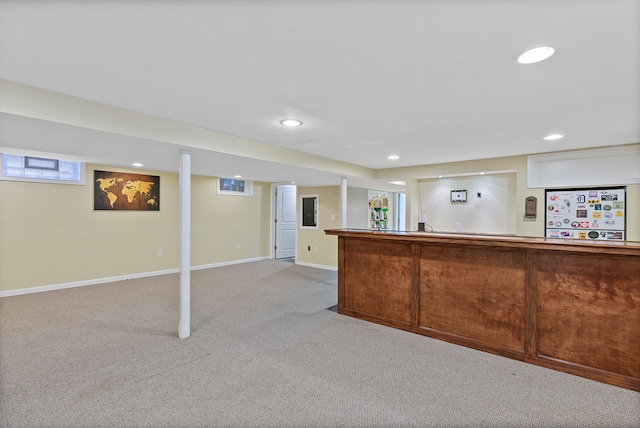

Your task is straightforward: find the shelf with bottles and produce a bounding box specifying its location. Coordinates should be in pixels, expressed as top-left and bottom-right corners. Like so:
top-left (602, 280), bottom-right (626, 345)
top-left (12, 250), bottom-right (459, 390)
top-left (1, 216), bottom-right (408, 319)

top-left (369, 194), bottom-right (389, 230)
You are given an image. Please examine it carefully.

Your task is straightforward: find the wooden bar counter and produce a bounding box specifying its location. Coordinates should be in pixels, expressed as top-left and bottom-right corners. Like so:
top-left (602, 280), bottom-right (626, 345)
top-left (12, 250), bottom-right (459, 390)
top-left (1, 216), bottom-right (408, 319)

top-left (325, 228), bottom-right (640, 391)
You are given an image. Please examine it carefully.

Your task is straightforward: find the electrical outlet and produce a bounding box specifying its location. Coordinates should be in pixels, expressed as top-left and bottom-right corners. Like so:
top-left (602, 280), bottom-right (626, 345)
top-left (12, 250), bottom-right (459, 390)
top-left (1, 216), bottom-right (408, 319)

top-left (314, 246), bottom-right (318, 252)
top-left (455, 223), bottom-right (461, 231)
top-left (307, 246), bottom-right (311, 251)
top-left (236, 243), bottom-right (241, 249)
top-left (157, 249), bottom-right (163, 257)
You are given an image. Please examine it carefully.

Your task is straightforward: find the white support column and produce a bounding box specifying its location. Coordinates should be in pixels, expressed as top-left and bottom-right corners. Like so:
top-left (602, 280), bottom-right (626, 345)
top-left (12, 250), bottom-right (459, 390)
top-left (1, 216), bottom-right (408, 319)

top-left (340, 176), bottom-right (348, 228)
top-left (178, 150), bottom-right (191, 339)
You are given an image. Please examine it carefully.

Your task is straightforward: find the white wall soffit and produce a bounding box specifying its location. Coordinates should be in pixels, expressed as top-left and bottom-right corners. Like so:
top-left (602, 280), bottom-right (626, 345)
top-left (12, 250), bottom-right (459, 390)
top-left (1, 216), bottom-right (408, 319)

top-left (527, 145), bottom-right (640, 188)
top-left (0, 79), bottom-right (375, 180)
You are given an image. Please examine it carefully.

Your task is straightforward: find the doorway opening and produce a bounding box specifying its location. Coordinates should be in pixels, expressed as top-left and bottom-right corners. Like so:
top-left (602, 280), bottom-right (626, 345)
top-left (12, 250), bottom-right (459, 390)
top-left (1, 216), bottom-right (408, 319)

top-left (397, 193), bottom-right (406, 231)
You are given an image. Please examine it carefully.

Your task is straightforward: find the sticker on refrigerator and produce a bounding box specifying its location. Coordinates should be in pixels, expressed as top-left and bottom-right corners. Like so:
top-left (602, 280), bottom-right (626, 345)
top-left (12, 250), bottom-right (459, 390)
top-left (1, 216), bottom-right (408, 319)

top-left (545, 186), bottom-right (626, 241)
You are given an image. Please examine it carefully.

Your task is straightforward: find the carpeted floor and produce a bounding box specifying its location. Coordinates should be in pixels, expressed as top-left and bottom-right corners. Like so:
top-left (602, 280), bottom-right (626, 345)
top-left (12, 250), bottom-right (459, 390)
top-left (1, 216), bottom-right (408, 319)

top-left (0, 260), bottom-right (638, 427)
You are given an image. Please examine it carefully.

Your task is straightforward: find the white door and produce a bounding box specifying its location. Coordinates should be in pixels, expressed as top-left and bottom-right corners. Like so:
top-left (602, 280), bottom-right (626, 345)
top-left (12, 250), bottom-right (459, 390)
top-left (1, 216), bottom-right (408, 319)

top-left (275, 185), bottom-right (297, 259)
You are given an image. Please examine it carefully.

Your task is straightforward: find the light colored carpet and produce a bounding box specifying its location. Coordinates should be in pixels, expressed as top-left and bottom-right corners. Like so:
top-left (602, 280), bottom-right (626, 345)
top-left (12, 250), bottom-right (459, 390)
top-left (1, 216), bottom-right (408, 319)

top-left (1, 260), bottom-right (638, 427)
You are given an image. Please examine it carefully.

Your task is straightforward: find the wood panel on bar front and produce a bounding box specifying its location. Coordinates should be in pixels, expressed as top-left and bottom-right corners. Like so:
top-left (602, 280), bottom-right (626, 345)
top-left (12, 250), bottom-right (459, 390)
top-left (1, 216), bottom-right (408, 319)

top-left (325, 229), bottom-right (640, 391)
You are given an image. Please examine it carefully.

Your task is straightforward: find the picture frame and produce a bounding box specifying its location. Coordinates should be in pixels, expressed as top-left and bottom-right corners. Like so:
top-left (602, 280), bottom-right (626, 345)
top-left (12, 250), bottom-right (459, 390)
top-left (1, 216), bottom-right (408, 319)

top-left (94, 170), bottom-right (160, 211)
top-left (450, 189), bottom-right (467, 202)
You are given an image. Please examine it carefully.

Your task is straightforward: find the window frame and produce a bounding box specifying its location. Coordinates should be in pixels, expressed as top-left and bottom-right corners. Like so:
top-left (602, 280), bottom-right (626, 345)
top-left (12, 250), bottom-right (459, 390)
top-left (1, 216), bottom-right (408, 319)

top-left (0, 153), bottom-right (86, 185)
top-left (216, 177), bottom-right (253, 196)
top-left (300, 194), bottom-right (319, 229)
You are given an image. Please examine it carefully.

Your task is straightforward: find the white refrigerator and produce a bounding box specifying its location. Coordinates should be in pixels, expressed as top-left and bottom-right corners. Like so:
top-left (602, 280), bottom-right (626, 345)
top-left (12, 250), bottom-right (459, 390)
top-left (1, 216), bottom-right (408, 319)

top-left (545, 186), bottom-right (626, 240)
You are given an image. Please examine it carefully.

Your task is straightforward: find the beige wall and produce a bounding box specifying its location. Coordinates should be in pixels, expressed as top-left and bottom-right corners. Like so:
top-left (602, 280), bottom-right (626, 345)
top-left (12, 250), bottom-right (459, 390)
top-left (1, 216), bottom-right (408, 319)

top-left (378, 153), bottom-right (639, 240)
top-left (296, 186), bottom-right (339, 269)
top-left (346, 187), bottom-right (369, 229)
top-left (378, 155), bottom-right (538, 236)
top-left (625, 183), bottom-right (640, 241)
top-left (419, 173), bottom-right (517, 234)
top-left (1, 149), bottom-right (637, 294)
top-left (0, 165), bottom-right (271, 293)
top-left (191, 175), bottom-right (271, 266)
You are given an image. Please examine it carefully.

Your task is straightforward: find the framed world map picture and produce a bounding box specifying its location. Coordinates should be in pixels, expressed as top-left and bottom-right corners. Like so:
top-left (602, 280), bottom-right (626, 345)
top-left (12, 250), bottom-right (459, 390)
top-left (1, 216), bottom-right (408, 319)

top-left (94, 170), bottom-right (160, 211)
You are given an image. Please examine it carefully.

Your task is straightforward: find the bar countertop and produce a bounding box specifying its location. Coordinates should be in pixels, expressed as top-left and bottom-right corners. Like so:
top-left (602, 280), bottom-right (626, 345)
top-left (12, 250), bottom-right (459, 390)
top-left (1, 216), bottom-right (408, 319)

top-left (325, 228), bottom-right (640, 255)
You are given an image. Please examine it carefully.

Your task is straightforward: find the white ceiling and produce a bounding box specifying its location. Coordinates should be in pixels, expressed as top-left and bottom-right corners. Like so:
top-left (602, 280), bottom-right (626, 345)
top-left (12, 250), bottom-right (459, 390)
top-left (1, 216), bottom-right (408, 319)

top-left (0, 0), bottom-right (638, 191)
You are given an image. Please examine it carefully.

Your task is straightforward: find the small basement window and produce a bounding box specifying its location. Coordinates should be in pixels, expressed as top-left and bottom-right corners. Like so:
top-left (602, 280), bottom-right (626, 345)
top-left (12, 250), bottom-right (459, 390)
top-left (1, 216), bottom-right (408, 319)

top-left (1, 153), bottom-right (85, 185)
top-left (216, 177), bottom-right (253, 196)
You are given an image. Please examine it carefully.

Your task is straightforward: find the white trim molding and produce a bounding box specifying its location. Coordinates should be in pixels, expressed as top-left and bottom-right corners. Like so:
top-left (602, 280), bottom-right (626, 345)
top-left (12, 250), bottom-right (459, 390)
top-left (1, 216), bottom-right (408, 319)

top-left (295, 261), bottom-right (338, 271)
top-left (0, 257), bottom-right (271, 298)
top-left (0, 269), bottom-right (178, 298)
top-left (190, 256), bottom-right (270, 271)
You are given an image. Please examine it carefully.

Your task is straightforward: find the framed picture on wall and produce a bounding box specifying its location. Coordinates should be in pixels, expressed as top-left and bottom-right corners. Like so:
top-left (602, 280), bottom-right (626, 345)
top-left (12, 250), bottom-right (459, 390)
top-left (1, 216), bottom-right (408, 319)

top-left (450, 189), bottom-right (467, 202)
top-left (94, 170), bottom-right (160, 210)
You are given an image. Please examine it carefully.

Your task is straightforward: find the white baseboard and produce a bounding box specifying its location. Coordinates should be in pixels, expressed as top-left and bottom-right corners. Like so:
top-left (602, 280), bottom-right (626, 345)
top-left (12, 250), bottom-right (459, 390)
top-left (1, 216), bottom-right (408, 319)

top-left (294, 261), bottom-right (338, 271)
top-left (0, 256), bottom-right (271, 298)
top-left (191, 256), bottom-right (270, 271)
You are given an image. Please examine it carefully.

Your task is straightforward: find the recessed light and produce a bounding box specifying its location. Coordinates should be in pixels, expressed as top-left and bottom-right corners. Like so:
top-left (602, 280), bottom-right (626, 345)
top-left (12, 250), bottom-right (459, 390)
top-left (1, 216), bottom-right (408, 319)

top-left (279, 119), bottom-right (303, 127)
top-left (132, 162), bottom-right (144, 167)
top-left (517, 46), bottom-right (555, 64)
top-left (234, 175), bottom-right (242, 178)
top-left (387, 155), bottom-right (399, 160)
top-left (544, 134), bottom-right (564, 141)
top-left (479, 172), bottom-right (485, 175)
